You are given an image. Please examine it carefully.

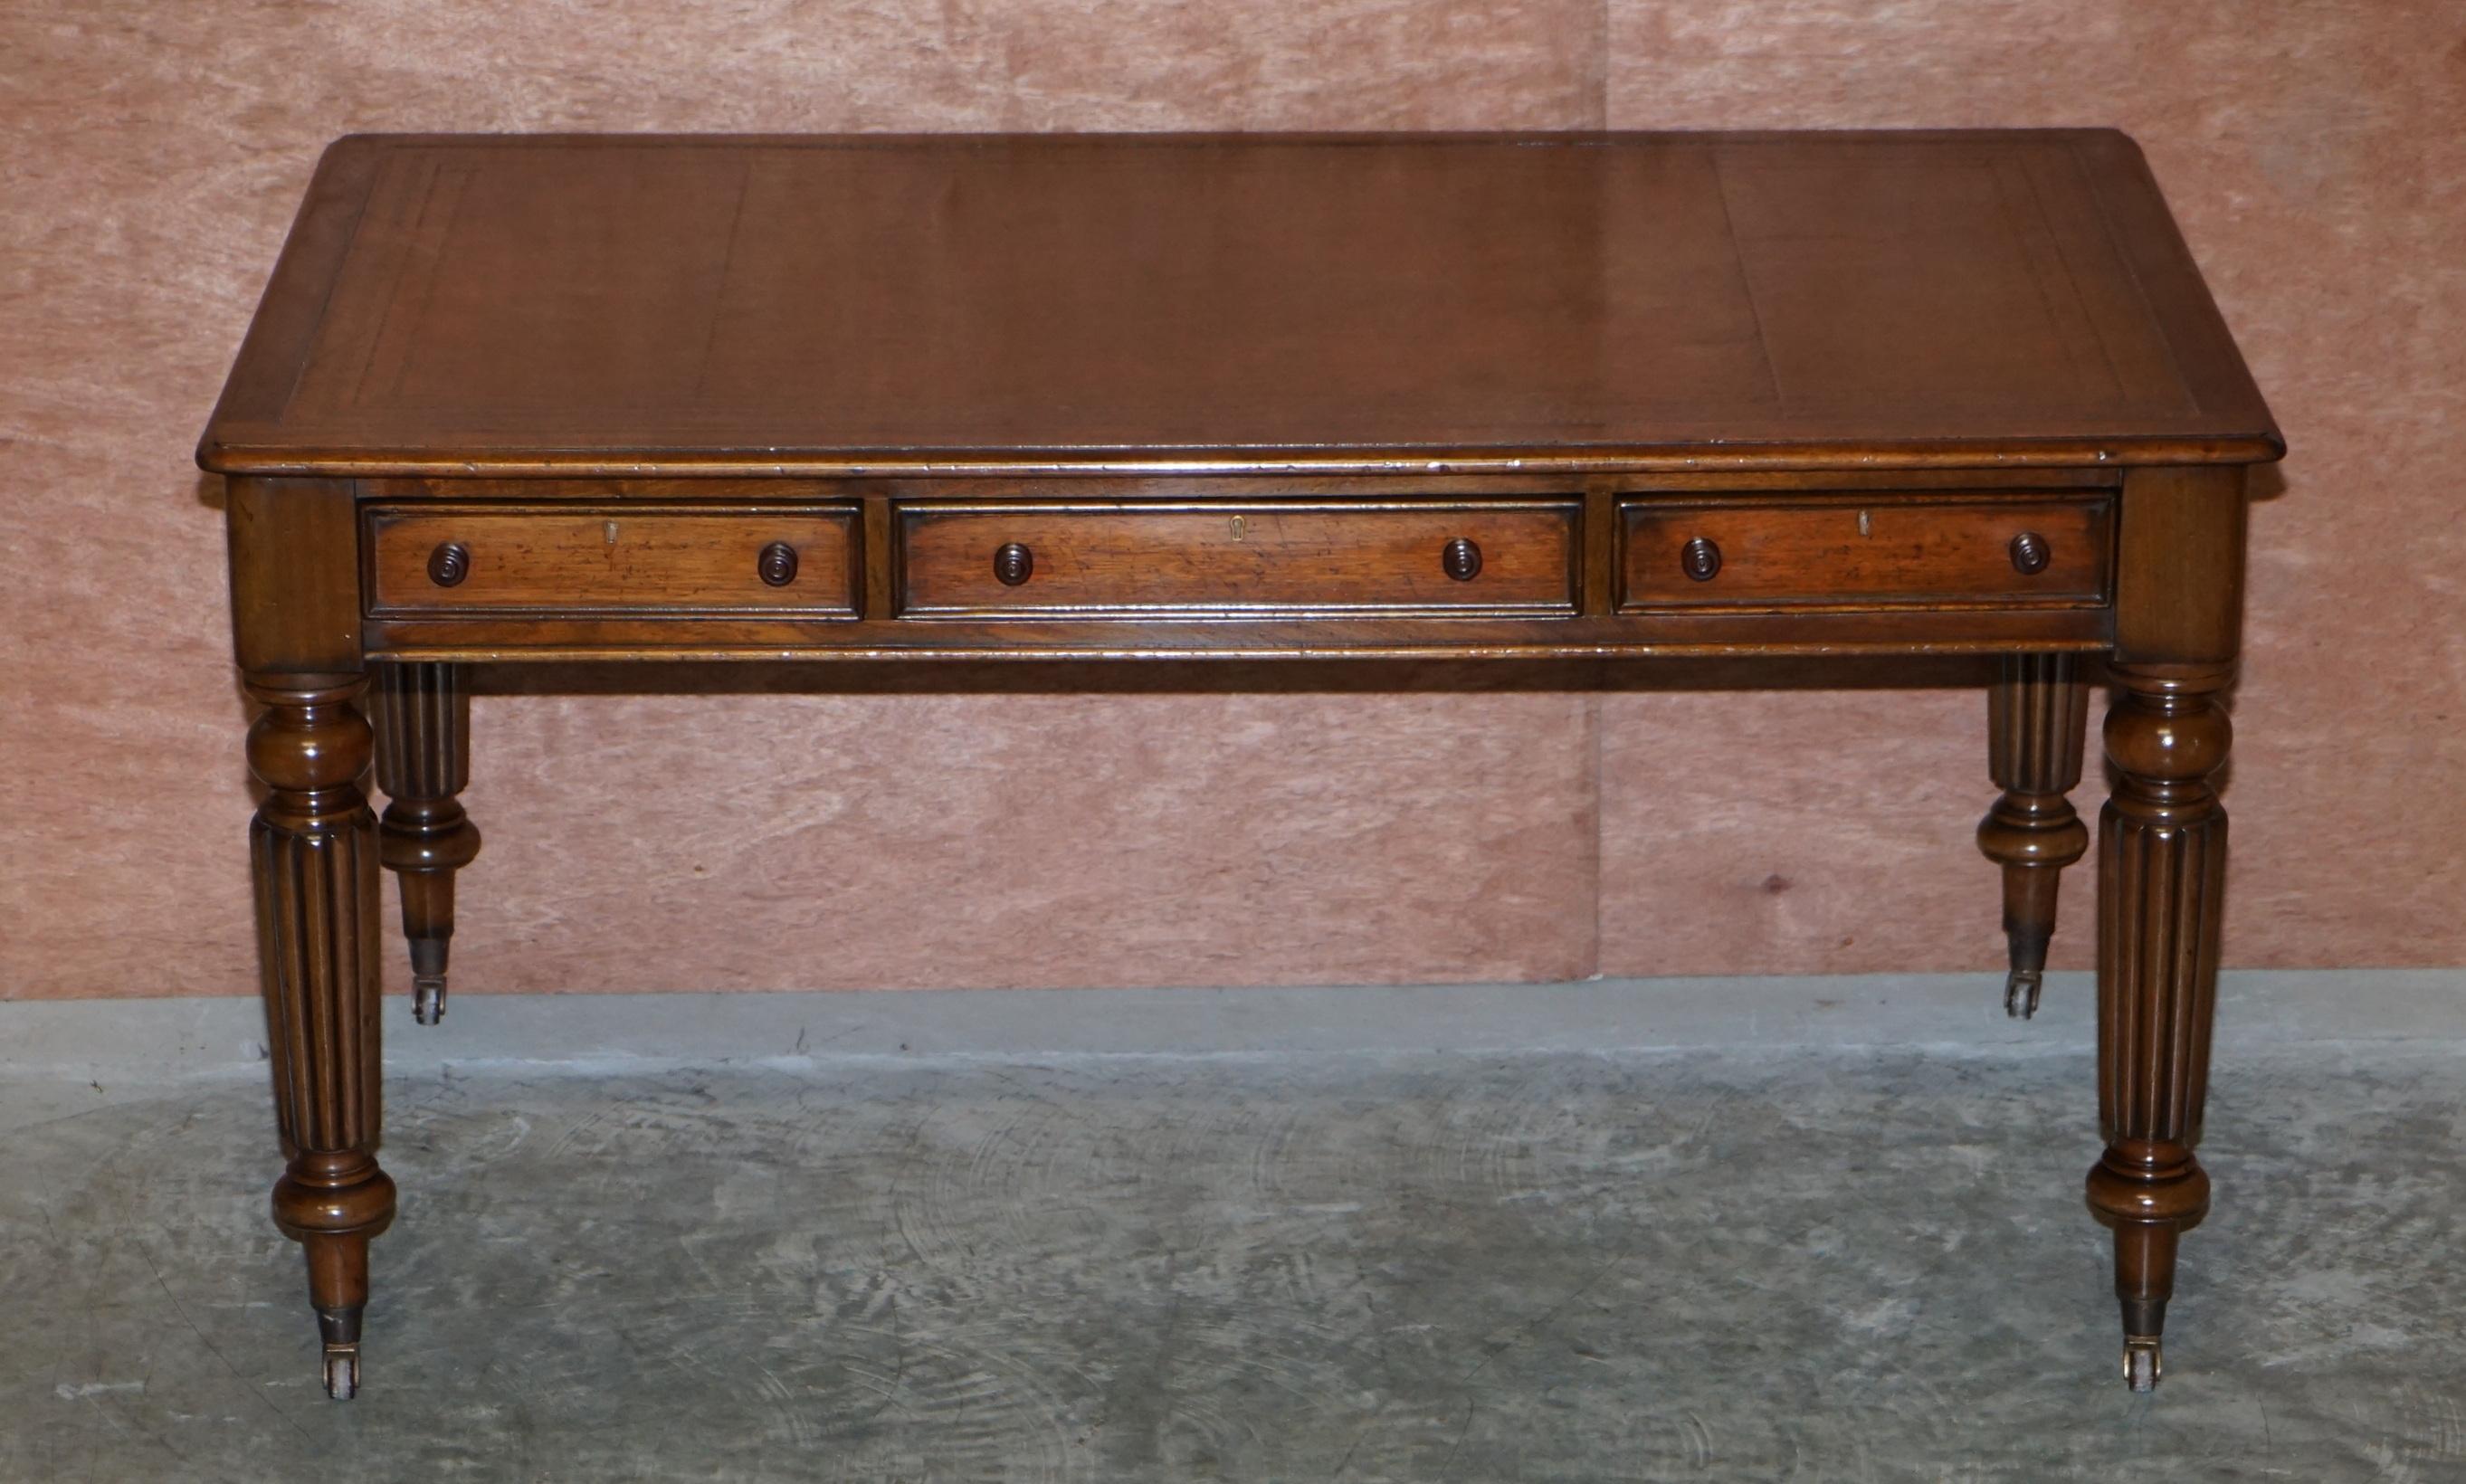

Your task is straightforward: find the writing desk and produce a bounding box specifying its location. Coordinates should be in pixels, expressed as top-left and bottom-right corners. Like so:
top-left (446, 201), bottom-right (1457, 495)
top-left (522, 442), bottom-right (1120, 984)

top-left (200, 131), bottom-right (2281, 1400)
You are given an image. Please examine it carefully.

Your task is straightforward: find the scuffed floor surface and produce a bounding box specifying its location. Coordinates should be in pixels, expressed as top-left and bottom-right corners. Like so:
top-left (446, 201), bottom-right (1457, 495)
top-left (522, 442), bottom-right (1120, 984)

top-left (5, 1048), bottom-right (2463, 1481)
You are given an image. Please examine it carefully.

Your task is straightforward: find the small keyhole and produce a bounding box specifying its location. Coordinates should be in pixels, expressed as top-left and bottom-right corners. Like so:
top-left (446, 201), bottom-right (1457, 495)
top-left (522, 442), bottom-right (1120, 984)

top-left (1857, 510), bottom-right (1871, 537)
top-left (605, 521), bottom-right (619, 547)
top-left (1229, 515), bottom-right (1247, 540)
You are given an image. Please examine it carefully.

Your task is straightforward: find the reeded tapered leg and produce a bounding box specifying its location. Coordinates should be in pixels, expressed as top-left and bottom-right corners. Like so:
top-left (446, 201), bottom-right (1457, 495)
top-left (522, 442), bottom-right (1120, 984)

top-left (248, 677), bottom-right (396, 1401)
top-left (1977, 653), bottom-right (2091, 1018)
top-left (2086, 662), bottom-right (2232, 1392)
top-left (374, 661), bottom-right (479, 1026)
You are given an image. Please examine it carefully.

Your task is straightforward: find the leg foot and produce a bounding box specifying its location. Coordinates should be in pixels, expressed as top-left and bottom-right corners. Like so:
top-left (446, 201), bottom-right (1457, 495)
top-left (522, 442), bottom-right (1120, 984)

top-left (375, 662), bottom-right (479, 1026)
top-left (317, 1301), bottom-right (365, 1401)
top-left (297, 1236), bottom-right (385, 1401)
top-left (410, 935), bottom-right (447, 1027)
top-left (2004, 966), bottom-right (2043, 1021)
top-left (2122, 1336), bottom-right (2161, 1393)
top-left (323, 1345), bottom-right (360, 1402)
top-left (1979, 654), bottom-right (2089, 1020)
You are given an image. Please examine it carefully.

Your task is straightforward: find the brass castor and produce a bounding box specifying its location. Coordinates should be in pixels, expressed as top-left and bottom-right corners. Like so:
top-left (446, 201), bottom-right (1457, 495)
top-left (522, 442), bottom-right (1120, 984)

top-left (2122, 1336), bottom-right (2162, 1394)
top-left (412, 974), bottom-right (446, 1026)
top-left (2004, 966), bottom-right (2043, 1020)
top-left (323, 1343), bottom-right (360, 1401)
top-left (410, 936), bottom-right (448, 1025)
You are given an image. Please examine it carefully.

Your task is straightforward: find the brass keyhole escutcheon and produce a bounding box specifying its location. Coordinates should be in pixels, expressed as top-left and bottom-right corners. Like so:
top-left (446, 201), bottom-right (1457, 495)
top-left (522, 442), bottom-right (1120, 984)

top-left (757, 541), bottom-right (799, 587)
top-left (1229, 514), bottom-right (1248, 540)
top-left (1680, 536), bottom-right (1721, 582)
top-left (2010, 531), bottom-right (2052, 575)
top-left (426, 542), bottom-right (471, 587)
top-left (994, 542), bottom-right (1034, 586)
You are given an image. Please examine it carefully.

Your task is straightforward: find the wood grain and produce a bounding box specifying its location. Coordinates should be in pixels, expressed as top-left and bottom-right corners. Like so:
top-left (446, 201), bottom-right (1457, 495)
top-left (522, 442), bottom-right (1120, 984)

top-left (1619, 494), bottom-right (2110, 611)
top-left (898, 501), bottom-right (1580, 617)
top-left (2114, 465), bottom-right (2247, 664)
top-left (226, 476), bottom-right (361, 676)
top-left (365, 504), bottom-right (861, 618)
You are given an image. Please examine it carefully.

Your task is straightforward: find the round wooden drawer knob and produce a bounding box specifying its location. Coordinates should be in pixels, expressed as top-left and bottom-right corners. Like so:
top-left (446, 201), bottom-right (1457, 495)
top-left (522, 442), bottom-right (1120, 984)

top-left (757, 541), bottom-right (799, 586)
top-left (1680, 536), bottom-right (1721, 582)
top-left (426, 542), bottom-right (470, 587)
top-left (2010, 531), bottom-right (2052, 575)
top-left (993, 542), bottom-right (1034, 586)
top-left (1442, 537), bottom-right (1482, 582)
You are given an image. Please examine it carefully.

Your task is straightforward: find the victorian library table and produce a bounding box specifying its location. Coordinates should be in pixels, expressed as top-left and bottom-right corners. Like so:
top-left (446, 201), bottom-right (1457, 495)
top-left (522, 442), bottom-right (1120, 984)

top-left (200, 131), bottom-right (2280, 1400)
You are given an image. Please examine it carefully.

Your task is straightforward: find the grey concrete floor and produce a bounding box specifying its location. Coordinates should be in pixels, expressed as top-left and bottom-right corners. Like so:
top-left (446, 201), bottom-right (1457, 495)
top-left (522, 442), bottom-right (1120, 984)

top-left (5, 1043), bottom-right (2465, 1481)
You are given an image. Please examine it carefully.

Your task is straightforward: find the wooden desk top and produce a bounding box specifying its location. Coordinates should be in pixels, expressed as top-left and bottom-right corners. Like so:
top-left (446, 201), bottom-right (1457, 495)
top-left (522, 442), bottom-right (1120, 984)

top-left (200, 131), bottom-right (2280, 480)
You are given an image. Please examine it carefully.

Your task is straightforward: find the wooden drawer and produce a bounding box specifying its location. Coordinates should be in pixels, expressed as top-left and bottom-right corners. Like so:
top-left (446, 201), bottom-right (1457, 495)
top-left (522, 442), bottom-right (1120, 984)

top-left (897, 501), bottom-right (1580, 617)
top-left (1619, 493), bottom-right (2111, 611)
top-left (364, 504), bottom-right (860, 617)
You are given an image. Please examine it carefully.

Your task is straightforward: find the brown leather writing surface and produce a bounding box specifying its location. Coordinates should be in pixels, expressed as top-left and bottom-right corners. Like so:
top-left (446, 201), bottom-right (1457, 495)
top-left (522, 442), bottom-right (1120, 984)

top-left (202, 131), bottom-right (2278, 476)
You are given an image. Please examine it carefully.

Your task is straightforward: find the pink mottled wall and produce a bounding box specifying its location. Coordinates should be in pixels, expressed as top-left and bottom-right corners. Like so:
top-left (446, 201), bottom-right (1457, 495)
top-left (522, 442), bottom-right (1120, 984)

top-left (2, 3), bottom-right (2459, 999)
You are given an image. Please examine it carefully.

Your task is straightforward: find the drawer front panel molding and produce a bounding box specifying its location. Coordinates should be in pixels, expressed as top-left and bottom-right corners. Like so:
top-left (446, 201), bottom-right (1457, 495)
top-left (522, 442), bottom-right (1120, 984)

top-left (1619, 493), bottom-right (2113, 612)
top-left (897, 500), bottom-right (1581, 618)
top-left (364, 504), bottom-right (861, 618)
